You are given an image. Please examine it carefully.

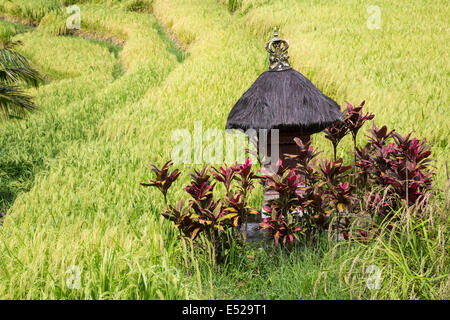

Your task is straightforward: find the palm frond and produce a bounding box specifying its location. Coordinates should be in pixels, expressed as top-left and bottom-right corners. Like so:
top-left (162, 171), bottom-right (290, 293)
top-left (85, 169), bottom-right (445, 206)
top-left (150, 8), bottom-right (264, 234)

top-left (1, 38), bottom-right (23, 50)
top-left (0, 47), bottom-right (43, 86)
top-left (0, 85), bottom-right (37, 120)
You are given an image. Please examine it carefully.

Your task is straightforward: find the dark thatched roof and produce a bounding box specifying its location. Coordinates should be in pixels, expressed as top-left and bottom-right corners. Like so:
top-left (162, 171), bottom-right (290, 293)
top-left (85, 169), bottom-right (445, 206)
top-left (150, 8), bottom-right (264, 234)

top-left (225, 68), bottom-right (342, 135)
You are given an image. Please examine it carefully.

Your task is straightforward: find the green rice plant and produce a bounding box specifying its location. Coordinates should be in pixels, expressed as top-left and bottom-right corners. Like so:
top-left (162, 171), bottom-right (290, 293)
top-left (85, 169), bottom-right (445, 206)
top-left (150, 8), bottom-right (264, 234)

top-left (0, 5), bottom-right (174, 207)
top-left (1, 0), bottom-right (62, 25)
top-left (37, 10), bottom-right (70, 36)
top-left (0, 3), bottom-right (185, 298)
top-left (189, 234), bottom-right (349, 299)
top-left (122, 0), bottom-right (153, 13)
top-left (315, 189), bottom-right (449, 300)
top-left (0, 19), bottom-right (31, 43)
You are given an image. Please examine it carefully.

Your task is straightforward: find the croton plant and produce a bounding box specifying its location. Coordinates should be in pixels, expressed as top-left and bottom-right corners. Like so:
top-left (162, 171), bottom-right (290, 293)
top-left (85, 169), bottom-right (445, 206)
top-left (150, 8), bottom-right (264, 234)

top-left (141, 101), bottom-right (435, 259)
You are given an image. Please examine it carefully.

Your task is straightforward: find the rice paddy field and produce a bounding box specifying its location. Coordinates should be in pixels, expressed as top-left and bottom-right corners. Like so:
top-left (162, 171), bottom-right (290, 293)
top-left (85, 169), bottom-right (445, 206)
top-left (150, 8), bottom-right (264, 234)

top-left (0, 0), bottom-right (448, 300)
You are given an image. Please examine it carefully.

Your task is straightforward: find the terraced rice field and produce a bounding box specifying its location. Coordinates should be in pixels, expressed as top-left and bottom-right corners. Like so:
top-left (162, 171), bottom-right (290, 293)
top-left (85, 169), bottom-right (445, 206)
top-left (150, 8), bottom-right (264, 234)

top-left (0, 0), bottom-right (448, 299)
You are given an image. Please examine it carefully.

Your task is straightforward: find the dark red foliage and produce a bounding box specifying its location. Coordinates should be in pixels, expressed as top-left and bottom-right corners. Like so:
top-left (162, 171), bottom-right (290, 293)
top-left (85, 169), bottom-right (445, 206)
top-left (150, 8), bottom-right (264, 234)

top-left (185, 167), bottom-right (214, 204)
top-left (291, 137), bottom-right (322, 167)
top-left (318, 159), bottom-right (352, 186)
top-left (260, 165), bottom-right (304, 235)
top-left (355, 122), bottom-right (434, 208)
top-left (264, 167), bottom-right (302, 199)
top-left (140, 160), bottom-right (180, 201)
top-left (285, 137), bottom-right (322, 182)
top-left (161, 201), bottom-right (204, 240)
top-left (324, 121), bottom-right (348, 146)
top-left (211, 164), bottom-right (237, 194)
top-left (344, 101), bottom-right (375, 140)
top-left (141, 158), bottom-right (261, 262)
top-left (324, 119), bottom-right (349, 160)
top-left (260, 213), bottom-right (302, 247)
top-left (234, 157), bottom-right (259, 194)
top-left (328, 182), bottom-right (358, 211)
top-left (342, 228), bottom-right (369, 241)
top-left (367, 123), bottom-right (394, 147)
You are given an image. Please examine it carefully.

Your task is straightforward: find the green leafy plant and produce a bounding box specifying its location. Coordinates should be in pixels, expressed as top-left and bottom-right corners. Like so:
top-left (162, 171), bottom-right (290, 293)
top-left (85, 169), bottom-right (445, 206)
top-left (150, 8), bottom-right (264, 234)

top-left (141, 159), bottom-right (259, 263)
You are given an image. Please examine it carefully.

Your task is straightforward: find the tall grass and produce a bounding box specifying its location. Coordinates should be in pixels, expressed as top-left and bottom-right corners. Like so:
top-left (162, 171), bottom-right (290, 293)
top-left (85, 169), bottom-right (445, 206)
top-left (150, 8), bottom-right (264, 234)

top-left (0, 5), bottom-right (186, 298)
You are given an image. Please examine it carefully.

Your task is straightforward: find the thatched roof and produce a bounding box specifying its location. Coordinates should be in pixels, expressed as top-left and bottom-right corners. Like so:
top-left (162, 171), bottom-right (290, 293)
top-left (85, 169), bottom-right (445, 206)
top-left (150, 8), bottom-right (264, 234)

top-left (225, 68), bottom-right (342, 134)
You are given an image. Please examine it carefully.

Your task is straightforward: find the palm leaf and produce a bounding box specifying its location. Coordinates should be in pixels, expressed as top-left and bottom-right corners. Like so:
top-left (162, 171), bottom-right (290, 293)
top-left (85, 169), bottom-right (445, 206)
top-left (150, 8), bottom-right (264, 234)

top-left (0, 41), bottom-right (42, 120)
top-left (0, 47), bottom-right (43, 86)
top-left (0, 85), bottom-right (37, 120)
